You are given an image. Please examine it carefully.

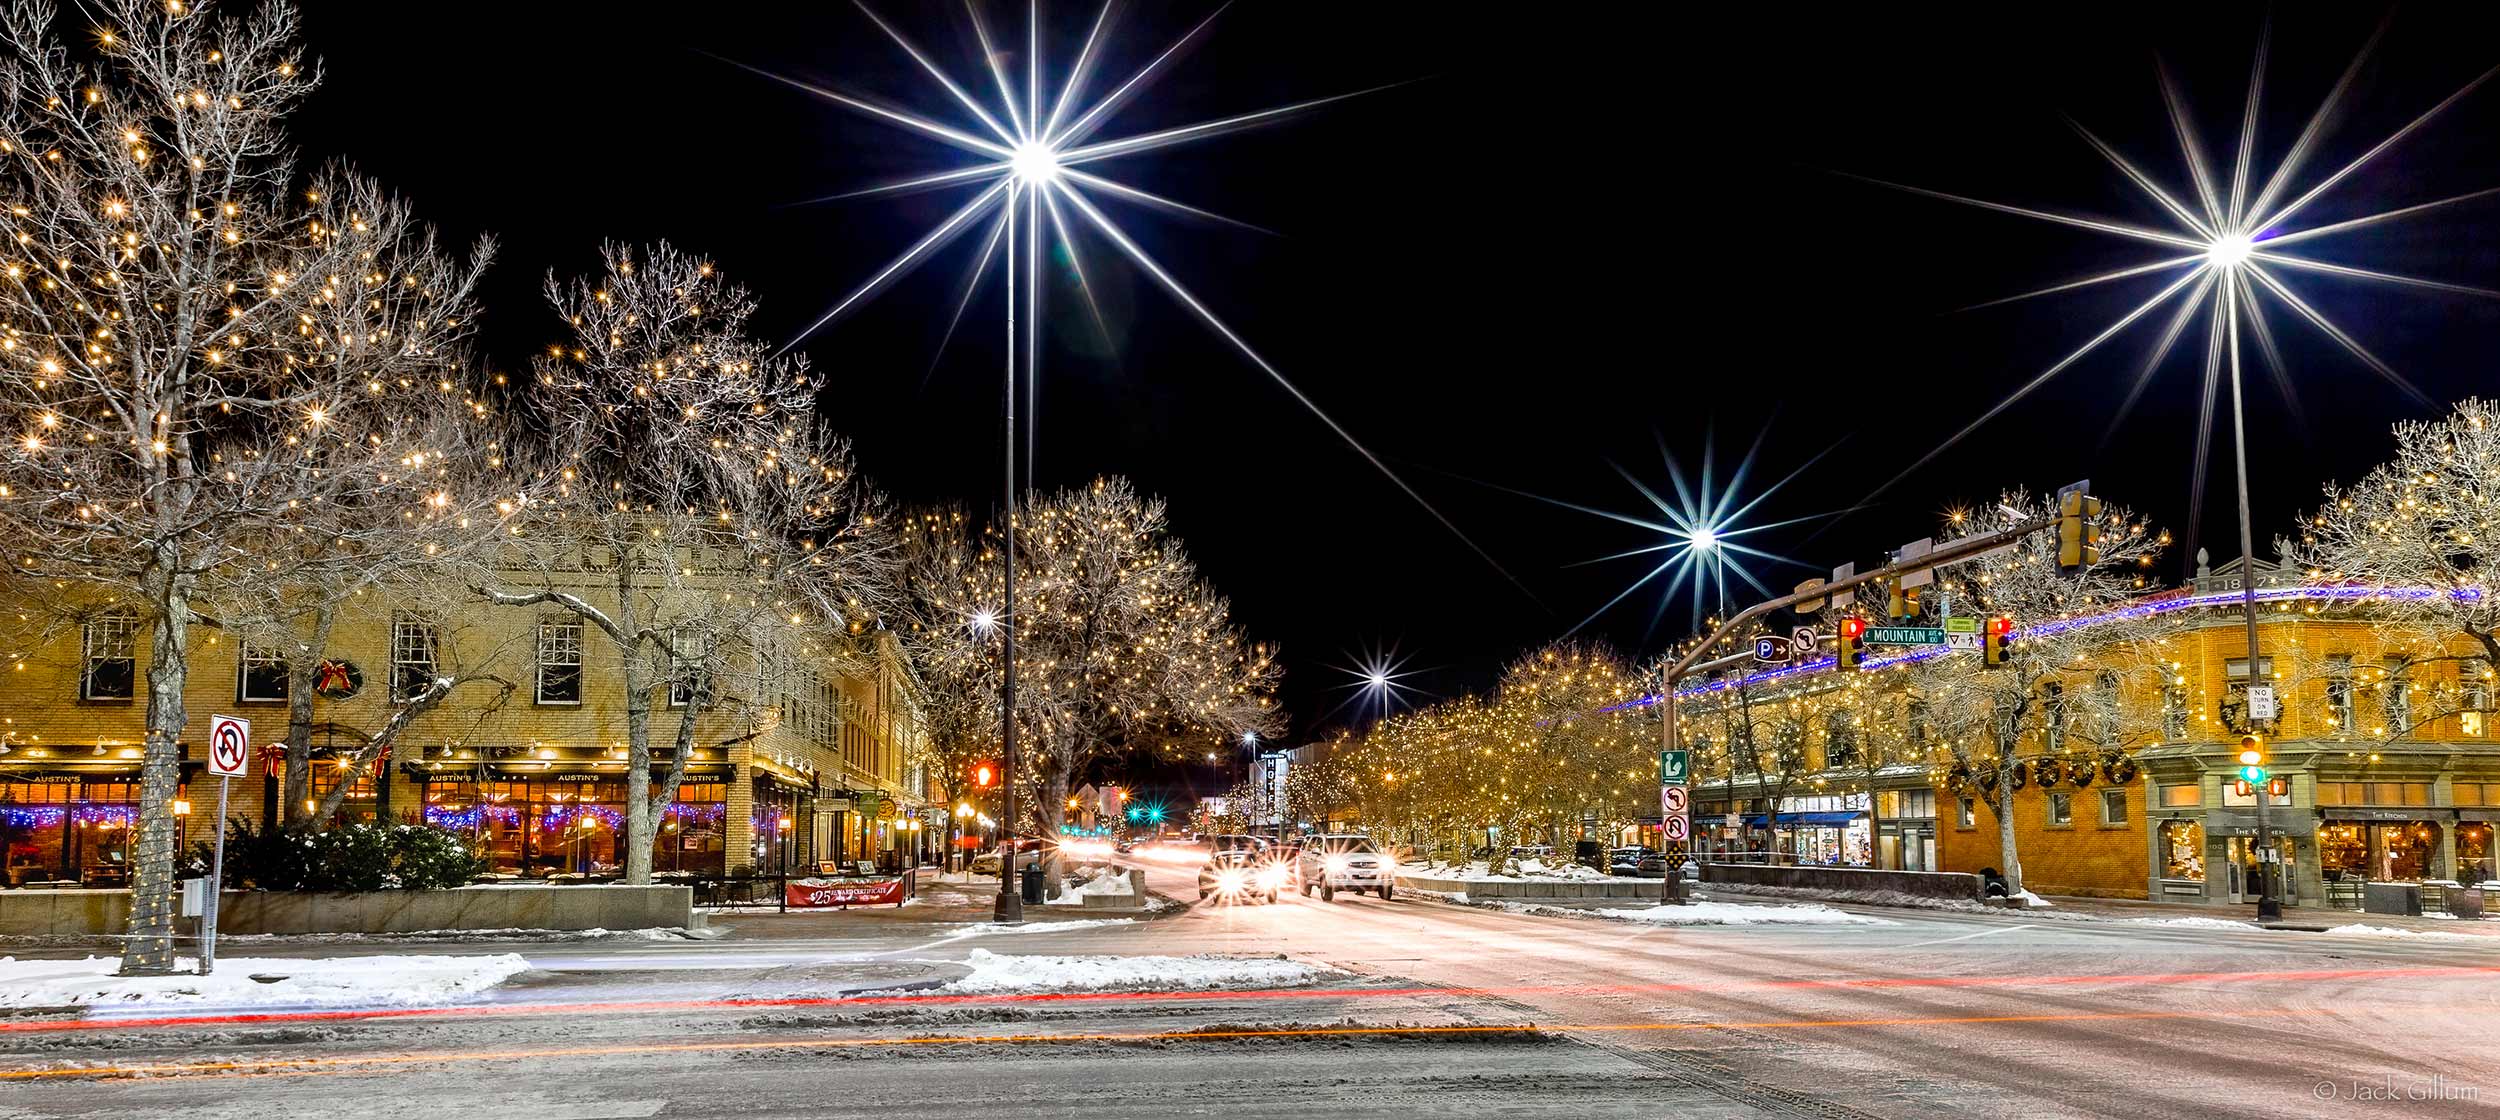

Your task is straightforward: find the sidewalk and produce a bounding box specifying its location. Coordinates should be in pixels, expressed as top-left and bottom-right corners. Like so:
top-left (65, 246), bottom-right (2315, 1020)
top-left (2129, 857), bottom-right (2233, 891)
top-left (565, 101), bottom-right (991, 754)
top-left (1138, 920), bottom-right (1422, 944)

top-left (2035, 892), bottom-right (2500, 936)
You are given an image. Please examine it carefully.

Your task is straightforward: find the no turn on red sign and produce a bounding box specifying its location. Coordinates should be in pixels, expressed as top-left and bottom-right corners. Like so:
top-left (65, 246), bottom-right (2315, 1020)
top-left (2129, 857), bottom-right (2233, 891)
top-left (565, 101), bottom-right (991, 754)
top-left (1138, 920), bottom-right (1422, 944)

top-left (207, 714), bottom-right (250, 777)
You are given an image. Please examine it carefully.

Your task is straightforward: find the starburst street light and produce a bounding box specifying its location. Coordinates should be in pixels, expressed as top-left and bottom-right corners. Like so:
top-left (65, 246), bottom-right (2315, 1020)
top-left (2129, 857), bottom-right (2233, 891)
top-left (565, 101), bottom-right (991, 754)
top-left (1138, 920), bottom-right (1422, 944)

top-left (1853, 20), bottom-right (2500, 516)
top-left (1329, 646), bottom-right (1425, 724)
top-left (721, 3), bottom-right (1516, 591)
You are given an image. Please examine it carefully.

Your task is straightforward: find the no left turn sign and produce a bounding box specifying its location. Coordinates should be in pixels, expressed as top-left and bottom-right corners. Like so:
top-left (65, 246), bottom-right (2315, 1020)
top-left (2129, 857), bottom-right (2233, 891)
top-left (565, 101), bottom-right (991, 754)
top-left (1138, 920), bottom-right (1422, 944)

top-left (208, 714), bottom-right (251, 777)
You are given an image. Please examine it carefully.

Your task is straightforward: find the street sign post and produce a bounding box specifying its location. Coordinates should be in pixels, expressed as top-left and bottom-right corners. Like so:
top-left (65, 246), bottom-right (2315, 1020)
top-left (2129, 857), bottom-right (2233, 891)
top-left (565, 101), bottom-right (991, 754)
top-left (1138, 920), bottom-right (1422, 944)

top-left (1657, 750), bottom-right (1690, 785)
top-left (1662, 814), bottom-right (1690, 842)
top-left (1790, 627), bottom-right (1817, 656)
top-left (1944, 616), bottom-right (1980, 651)
top-left (1661, 786), bottom-right (1689, 815)
top-left (1865, 626), bottom-right (1947, 646)
top-left (1751, 635), bottom-right (1791, 664)
top-left (1894, 538), bottom-right (1937, 589)
top-left (203, 714), bottom-right (250, 975)
top-left (2247, 684), bottom-right (2279, 722)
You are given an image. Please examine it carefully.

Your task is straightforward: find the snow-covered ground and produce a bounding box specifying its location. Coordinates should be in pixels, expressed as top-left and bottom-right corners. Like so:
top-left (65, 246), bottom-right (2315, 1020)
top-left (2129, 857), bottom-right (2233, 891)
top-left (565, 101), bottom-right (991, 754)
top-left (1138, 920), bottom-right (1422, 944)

top-left (1493, 900), bottom-right (1890, 926)
top-left (2320, 923), bottom-right (2484, 940)
top-left (1403, 859), bottom-right (1634, 883)
top-left (0, 953), bottom-right (530, 1009)
top-left (938, 949), bottom-right (1335, 993)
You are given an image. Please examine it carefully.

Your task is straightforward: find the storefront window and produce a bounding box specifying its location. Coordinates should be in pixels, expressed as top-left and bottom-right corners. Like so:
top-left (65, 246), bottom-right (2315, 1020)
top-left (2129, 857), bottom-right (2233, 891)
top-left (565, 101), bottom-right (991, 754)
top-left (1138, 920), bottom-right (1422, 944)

top-left (2159, 819), bottom-right (2205, 881)
top-left (0, 779), bottom-right (139, 885)
top-left (2456, 823), bottom-right (2494, 885)
top-left (2319, 822), bottom-right (2366, 880)
top-left (419, 776), bottom-right (727, 877)
top-left (2371, 822), bottom-right (2438, 881)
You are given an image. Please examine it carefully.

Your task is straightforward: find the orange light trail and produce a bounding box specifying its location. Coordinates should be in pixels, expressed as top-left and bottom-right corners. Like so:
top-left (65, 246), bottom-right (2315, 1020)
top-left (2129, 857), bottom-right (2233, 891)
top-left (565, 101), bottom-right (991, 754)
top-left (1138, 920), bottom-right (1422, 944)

top-left (10, 963), bottom-right (2493, 1036)
top-left (0, 1004), bottom-right (2451, 1083)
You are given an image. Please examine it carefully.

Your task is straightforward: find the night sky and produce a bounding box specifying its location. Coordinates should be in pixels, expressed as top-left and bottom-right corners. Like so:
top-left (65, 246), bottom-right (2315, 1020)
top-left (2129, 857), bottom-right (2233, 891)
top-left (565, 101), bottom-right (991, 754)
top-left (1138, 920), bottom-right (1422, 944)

top-left (297, 3), bottom-right (2500, 744)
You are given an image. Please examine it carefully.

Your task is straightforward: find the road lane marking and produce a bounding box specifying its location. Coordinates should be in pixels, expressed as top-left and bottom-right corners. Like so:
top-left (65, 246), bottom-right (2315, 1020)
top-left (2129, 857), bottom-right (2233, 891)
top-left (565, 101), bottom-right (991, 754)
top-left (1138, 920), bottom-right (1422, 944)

top-left (0, 1004), bottom-right (2454, 1082)
top-left (1893, 924), bottom-right (2034, 950)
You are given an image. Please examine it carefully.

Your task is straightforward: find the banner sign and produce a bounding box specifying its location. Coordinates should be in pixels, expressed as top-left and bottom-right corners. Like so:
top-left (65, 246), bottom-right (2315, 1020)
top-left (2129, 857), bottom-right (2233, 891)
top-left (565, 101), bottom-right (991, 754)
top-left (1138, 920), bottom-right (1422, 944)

top-left (784, 876), bottom-right (908, 908)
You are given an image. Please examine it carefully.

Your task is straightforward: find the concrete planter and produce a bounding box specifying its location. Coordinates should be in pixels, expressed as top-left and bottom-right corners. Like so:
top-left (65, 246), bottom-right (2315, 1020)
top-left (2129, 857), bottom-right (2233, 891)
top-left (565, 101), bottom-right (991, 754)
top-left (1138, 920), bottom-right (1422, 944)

top-left (1397, 872), bottom-right (1666, 902)
top-left (1698, 863), bottom-right (1984, 901)
top-left (0, 884), bottom-right (693, 937)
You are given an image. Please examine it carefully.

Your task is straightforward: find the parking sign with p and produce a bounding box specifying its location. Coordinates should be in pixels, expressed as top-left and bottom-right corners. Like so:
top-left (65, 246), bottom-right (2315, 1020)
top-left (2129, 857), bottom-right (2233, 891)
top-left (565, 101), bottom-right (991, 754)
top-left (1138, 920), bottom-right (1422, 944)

top-left (208, 714), bottom-right (251, 778)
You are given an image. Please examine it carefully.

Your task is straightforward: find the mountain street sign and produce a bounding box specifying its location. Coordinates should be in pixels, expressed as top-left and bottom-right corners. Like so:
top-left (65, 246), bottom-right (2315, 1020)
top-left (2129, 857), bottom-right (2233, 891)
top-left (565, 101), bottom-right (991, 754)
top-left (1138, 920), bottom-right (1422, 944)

top-left (1866, 626), bottom-right (1946, 646)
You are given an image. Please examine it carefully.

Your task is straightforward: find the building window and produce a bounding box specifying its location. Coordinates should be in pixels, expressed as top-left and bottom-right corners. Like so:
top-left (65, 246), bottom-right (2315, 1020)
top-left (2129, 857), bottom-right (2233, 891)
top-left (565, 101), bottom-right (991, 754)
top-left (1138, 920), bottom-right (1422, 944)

top-left (2159, 819), bottom-right (2206, 881)
top-left (238, 643), bottom-right (289, 703)
top-left (2223, 656), bottom-right (2276, 733)
top-left (2100, 788), bottom-right (2128, 826)
top-left (390, 614), bottom-right (439, 702)
top-left (2161, 783), bottom-right (2202, 808)
top-left (2094, 672), bottom-right (2122, 744)
top-left (2452, 783), bottom-right (2500, 807)
top-left (2382, 657), bottom-right (2410, 735)
top-left (2161, 681), bottom-right (2188, 740)
top-left (2326, 655), bottom-right (2355, 734)
top-left (2046, 791), bottom-right (2073, 827)
top-left (1824, 710), bottom-right (1857, 769)
top-left (80, 614), bottom-right (138, 701)
top-left (667, 630), bottom-right (710, 708)
top-left (535, 618), bottom-right (583, 705)
top-left (1956, 796), bottom-right (1975, 829)
top-left (2462, 660), bottom-right (2490, 737)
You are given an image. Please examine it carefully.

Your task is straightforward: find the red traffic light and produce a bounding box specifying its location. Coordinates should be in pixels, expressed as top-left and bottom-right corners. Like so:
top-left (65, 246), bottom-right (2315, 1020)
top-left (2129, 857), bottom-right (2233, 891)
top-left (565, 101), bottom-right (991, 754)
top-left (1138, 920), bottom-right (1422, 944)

top-left (1988, 616), bottom-right (2013, 636)
top-left (974, 763), bottom-right (995, 788)
top-left (1839, 617), bottom-right (1866, 639)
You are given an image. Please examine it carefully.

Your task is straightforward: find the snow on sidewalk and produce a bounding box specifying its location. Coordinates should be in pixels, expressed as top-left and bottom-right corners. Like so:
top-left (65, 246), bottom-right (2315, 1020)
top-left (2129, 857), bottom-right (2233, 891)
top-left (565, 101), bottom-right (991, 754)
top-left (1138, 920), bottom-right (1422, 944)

top-left (940, 948), bottom-right (1334, 993)
top-left (1043, 868), bottom-right (1138, 907)
top-left (1495, 900), bottom-right (1891, 927)
top-left (0, 953), bottom-right (531, 1009)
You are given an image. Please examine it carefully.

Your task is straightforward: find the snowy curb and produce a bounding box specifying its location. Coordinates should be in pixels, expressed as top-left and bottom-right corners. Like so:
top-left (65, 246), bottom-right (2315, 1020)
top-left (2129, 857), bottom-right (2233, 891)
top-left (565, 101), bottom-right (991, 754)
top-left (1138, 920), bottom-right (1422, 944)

top-left (0, 953), bottom-right (531, 1009)
top-left (936, 949), bottom-right (1338, 993)
top-left (1488, 900), bottom-right (1891, 927)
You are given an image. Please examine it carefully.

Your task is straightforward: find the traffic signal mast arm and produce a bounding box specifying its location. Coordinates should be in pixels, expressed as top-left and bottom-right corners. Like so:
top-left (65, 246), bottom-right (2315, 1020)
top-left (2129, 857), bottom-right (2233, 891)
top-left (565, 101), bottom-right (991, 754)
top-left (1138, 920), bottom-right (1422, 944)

top-left (1657, 509), bottom-right (2056, 755)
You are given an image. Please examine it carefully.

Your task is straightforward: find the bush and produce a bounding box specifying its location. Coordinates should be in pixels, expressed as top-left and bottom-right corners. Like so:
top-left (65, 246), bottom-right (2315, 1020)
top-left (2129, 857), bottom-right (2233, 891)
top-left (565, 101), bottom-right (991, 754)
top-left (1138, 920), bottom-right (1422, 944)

top-left (188, 820), bottom-right (484, 891)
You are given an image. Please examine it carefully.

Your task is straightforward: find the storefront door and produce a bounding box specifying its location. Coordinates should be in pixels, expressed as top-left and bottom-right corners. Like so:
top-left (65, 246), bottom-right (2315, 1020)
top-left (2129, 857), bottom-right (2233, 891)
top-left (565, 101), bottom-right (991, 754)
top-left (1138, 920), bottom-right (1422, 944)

top-left (2225, 836), bottom-right (2294, 903)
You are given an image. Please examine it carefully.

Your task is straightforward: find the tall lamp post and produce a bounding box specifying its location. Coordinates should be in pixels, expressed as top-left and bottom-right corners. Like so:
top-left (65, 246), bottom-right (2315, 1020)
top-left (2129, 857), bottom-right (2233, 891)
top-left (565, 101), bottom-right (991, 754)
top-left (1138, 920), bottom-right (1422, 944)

top-left (2211, 260), bottom-right (2283, 921)
top-left (993, 191), bottom-right (1026, 924)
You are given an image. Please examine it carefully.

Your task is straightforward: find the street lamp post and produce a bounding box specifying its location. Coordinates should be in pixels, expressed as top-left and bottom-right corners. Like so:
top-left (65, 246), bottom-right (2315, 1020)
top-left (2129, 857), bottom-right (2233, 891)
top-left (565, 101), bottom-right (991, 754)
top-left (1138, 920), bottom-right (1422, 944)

top-left (994, 195), bottom-right (1024, 924)
top-left (2220, 280), bottom-right (2284, 922)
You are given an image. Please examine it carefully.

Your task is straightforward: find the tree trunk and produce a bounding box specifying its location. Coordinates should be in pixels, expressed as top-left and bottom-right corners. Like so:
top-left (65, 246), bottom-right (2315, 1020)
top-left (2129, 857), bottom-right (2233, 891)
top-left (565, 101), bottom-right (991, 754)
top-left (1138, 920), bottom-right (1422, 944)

top-left (1866, 778), bottom-right (1887, 870)
top-left (1039, 761), bottom-right (1069, 898)
top-left (121, 569), bottom-right (192, 975)
top-left (622, 655), bottom-right (656, 883)
top-left (1995, 762), bottom-right (2023, 895)
top-left (636, 683), bottom-right (706, 884)
top-left (282, 604), bottom-right (338, 826)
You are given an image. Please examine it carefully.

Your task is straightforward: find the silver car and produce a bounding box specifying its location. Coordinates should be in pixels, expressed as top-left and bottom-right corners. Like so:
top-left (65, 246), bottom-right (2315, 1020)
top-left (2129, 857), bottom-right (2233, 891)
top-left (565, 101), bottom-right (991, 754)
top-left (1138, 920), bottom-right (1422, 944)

top-left (1298, 834), bottom-right (1393, 901)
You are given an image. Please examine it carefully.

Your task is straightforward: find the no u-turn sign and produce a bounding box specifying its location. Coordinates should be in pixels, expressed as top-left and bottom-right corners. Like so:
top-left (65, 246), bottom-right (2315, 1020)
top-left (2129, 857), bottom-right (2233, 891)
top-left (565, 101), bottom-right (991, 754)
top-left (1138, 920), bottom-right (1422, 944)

top-left (208, 714), bottom-right (251, 777)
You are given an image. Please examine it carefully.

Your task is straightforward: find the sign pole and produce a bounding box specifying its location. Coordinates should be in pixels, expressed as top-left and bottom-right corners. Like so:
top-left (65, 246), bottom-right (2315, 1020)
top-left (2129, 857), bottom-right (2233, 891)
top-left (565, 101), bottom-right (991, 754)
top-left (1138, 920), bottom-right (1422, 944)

top-left (202, 774), bottom-right (229, 975)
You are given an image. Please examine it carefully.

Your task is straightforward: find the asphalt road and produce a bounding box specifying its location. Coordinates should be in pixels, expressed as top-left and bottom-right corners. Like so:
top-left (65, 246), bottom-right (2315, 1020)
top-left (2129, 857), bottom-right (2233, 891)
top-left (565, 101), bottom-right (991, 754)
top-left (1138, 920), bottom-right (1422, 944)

top-left (4, 857), bottom-right (2496, 1119)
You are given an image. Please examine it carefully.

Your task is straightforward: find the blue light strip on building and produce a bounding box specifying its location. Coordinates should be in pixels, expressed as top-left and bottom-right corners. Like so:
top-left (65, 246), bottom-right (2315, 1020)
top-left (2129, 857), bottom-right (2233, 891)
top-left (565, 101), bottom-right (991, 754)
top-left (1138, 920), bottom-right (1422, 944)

top-left (1601, 583), bottom-right (2481, 716)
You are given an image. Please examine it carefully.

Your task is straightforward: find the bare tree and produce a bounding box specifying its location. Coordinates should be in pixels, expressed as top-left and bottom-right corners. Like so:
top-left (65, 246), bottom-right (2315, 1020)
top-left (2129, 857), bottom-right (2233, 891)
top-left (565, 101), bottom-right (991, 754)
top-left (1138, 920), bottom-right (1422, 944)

top-left (2289, 398), bottom-right (2500, 736)
top-left (468, 242), bottom-right (890, 884)
top-left (0, 1), bottom-right (498, 972)
top-left (1909, 490), bottom-right (2170, 895)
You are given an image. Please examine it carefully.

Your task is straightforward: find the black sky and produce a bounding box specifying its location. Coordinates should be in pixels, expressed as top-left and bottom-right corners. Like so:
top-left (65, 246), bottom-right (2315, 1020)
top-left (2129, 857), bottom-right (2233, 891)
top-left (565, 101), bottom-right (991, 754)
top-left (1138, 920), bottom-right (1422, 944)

top-left (296, 2), bottom-right (2500, 742)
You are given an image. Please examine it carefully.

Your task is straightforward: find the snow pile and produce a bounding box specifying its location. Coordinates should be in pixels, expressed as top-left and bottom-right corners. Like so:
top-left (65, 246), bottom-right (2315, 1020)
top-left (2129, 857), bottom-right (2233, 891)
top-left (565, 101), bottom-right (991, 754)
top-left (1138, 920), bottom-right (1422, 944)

top-left (1044, 868), bottom-right (1138, 907)
top-left (0, 953), bottom-right (530, 1009)
top-left (2010, 890), bottom-right (2056, 908)
top-left (2320, 924), bottom-right (2484, 941)
top-left (1497, 900), bottom-right (1889, 927)
top-left (2127, 916), bottom-right (2256, 931)
top-left (1703, 882), bottom-right (1998, 913)
top-left (936, 917), bottom-right (1139, 941)
top-left (943, 949), bottom-right (1333, 993)
top-left (1518, 859), bottom-right (1608, 881)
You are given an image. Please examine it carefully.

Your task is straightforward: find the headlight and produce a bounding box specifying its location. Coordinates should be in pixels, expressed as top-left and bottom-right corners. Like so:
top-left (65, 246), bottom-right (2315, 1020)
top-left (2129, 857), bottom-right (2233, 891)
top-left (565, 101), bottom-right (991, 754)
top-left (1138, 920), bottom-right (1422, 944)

top-left (1323, 856), bottom-right (1348, 874)
top-left (1256, 866), bottom-right (1286, 888)
top-left (1217, 868), bottom-right (1245, 891)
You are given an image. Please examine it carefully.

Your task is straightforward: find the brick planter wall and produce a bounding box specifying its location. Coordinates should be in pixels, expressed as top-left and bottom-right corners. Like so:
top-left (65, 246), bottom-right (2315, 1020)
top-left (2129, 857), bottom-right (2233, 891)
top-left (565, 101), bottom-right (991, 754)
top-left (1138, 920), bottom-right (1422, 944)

top-left (0, 884), bottom-right (693, 937)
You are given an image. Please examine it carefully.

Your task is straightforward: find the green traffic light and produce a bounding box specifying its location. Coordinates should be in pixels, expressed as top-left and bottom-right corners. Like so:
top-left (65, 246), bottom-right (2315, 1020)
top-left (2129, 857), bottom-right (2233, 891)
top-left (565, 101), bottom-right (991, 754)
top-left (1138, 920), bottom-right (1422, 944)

top-left (2239, 764), bottom-right (2269, 784)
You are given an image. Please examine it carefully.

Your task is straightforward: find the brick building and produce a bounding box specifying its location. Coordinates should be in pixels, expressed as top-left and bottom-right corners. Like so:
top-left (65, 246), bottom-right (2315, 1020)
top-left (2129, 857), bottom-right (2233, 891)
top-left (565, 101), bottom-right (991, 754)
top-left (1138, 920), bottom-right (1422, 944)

top-left (0, 582), bottom-right (933, 887)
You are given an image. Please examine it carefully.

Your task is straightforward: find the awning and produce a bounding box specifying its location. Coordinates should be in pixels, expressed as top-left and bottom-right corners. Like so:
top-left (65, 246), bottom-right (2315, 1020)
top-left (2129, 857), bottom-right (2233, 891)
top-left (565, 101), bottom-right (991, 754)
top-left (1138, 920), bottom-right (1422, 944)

top-left (1745, 811), bottom-right (1863, 827)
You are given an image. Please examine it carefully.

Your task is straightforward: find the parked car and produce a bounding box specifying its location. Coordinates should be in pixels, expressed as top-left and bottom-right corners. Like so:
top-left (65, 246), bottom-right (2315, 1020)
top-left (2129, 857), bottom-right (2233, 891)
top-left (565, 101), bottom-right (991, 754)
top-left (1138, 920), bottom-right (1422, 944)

top-left (1507, 845), bottom-right (1554, 865)
top-left (1269, 841), bottom-right (1306, 894)
top-left (1608, 846), bottom-right (1649, 876)
top-left (1197, 834), bottom-right (1283, 903)
top-left (970, 837), bottom-right (1046, 876)
top-left (1299, 834), bottom-right (1393, 901)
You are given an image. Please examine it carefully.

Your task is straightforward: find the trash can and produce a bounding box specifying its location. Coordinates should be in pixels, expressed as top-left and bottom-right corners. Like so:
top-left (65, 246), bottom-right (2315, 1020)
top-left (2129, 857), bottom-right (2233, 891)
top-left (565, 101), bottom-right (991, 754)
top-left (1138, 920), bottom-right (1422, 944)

top-left (1020, 863), bottom-right (1045, 905)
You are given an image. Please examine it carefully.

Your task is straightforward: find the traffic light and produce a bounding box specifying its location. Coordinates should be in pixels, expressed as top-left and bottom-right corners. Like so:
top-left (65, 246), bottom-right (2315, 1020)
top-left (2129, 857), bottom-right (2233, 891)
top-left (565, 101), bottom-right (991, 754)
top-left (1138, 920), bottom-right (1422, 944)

top-left (1836, 616), bottom-right (1866, 670)
top-left (2236, 734), bottom-right (2267, 785)
top-left (1886, 580), bottom-right (1921, 622)
top-left (1983, 616), bottom-right (2013, 668)
top-left (974, 763), bottom-right (995, 788)
top-left (2057, 487), bottom-right (2104, 573)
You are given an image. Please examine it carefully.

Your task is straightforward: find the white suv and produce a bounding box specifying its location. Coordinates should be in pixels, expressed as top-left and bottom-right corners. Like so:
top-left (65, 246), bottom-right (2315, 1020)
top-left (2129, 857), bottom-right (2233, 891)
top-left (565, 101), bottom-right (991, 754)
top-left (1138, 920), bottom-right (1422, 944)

top-left (1299, 834), bottom-right (1393, 901)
